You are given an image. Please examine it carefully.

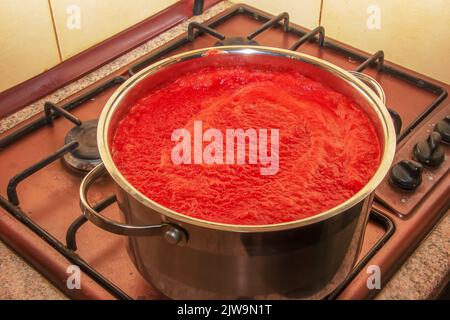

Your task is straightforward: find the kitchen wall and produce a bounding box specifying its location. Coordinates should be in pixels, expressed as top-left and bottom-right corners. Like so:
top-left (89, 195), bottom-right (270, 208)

top-left (49, 0), bottom-right (177, 60)
top-left (0, 0), bottom-right (177, 92)
top-left (321, 0), bottom-right (450, 84)
top-left (239, 0), bottom-right (322, 29)
top-left (240, 0), bottom-right (450, 84)
top-left (0, 0), bottom-right (449, 93)
top-left (0, 0), bottom-right (61, 93)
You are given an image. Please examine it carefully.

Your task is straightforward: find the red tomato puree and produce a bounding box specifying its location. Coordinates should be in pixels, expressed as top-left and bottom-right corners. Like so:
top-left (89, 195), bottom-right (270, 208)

top-left (112, 64), bottom-right (381, 225)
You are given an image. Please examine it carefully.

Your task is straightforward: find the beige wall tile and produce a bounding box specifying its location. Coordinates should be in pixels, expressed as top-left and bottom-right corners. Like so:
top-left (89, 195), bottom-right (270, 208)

top-left (237, 0), bottom-right (322, 29)
top-left (321, 0), bottom-right (450, 84)
top-left (50, 0), bottom-right (177, 60)
top-left (0, 0), bottom-right (61, 92)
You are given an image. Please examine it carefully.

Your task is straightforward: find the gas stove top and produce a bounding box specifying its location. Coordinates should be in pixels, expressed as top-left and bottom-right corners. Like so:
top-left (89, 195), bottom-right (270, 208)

top-left (0, 3), bottom-right (448, 300)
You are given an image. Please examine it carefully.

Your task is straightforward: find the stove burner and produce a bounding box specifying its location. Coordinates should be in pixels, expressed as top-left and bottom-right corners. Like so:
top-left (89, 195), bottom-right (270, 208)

top-left (214, 36), bottom-right (259, 46)
top-left (63, 120), bottom-right (101, 172)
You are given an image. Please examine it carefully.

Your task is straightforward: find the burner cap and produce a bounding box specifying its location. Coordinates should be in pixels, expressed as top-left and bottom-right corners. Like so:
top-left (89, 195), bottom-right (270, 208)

top-left (63, 120), bottom-right (101, 172)
top-left (214, 36), bottom-right (259, 46)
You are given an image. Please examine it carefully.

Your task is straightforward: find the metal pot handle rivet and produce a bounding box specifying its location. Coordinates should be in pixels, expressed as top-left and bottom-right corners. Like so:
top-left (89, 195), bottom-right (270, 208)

top-left (164, 227), bottom-right (183, 244)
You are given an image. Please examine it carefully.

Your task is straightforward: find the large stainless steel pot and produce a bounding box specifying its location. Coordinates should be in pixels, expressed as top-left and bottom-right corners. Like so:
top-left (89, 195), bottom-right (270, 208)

top-left (80, 46), bottom-right (396, 299)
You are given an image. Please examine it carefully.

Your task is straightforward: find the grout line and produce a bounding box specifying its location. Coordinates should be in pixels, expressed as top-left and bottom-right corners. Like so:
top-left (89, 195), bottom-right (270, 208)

top-left (47, 0), bottom-right (63, 62)
top-left (319, 0), bottom-right (324, 26)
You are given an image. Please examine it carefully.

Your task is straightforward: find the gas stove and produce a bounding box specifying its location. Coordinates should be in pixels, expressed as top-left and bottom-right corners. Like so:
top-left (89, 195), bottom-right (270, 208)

top-left (0, 3), bottom-right (448, 300)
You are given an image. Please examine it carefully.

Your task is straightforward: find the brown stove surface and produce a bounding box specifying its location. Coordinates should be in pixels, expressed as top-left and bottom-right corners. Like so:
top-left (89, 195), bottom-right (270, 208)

top-left (0, 4), bottom-right (448, 300)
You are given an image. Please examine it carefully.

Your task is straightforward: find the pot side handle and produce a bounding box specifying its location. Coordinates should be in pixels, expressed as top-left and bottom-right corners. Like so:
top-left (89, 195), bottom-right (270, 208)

top-left (349, 71), bottom-right (402, 136)
top-left (80, 163), bottom-right (186, 244)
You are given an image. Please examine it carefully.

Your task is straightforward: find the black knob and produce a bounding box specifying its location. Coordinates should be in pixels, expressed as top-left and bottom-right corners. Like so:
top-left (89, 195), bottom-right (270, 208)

top-left (389, 160), bottom-right (423, 191)
top-left (413, 132), bottom-right (445, 167)
top-left (434, 115), bottom-right (450, 144)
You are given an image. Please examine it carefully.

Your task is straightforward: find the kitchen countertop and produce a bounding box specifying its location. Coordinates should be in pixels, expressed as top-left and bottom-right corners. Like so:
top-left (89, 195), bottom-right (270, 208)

top-left (376, 211), bottom-right (449, 300)
top-left (0, 241), bottom-right (66, 299)
top-left (0, 1), bottom-right (448, 300)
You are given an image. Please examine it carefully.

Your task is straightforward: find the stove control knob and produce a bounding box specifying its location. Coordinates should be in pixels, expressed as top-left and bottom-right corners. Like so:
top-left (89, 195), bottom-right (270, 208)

top-left (390, 160), bottom-right (423, 191)
top-left (413, 132), bottom-right (445, 167)
top-left (434, 115), bottom-right (450, 144)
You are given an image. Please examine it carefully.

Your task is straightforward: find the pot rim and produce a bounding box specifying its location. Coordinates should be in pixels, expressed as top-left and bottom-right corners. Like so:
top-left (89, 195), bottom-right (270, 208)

top-left (97, 46), bottom-right (396, 232)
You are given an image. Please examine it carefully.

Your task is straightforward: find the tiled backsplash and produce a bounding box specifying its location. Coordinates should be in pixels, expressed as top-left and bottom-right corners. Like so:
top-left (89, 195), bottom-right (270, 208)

top-left (240, 0), bottom-right (322, 29)
top-left (0, 0), bottom-right (61, 92)
top-left (0, 0), bottom-right (448, 93)
top-left (241, 0), bottom-right (450, 84)
top-left (320, 0), bottom-right (450, 85)
top-left (49, 0), bottom-right (177, 60)
top-left (0, 0), bottom-right (177, 92)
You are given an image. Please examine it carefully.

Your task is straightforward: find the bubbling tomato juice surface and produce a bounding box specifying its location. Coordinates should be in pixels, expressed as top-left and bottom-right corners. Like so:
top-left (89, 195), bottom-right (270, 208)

top-left (111, 64), bottom-right (381, 225)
